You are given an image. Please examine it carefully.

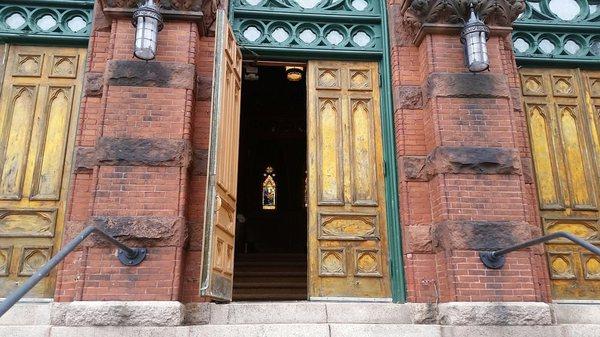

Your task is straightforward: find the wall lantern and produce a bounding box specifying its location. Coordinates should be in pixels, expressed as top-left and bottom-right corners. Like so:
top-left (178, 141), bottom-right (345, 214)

top-left (286, 66), bottom-right (304, 82)
top-left (132, 0), bottom-right (164, 60)
top-left (460, 6), bottom-right (490, 73)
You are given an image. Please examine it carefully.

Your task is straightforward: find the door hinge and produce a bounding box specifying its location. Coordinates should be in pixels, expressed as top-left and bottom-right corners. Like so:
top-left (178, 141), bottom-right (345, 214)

top-left (379, 73), bottom-right (382, 87)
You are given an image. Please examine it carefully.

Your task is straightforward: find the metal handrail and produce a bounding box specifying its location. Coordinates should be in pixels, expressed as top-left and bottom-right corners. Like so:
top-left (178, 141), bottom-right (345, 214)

top-left (480, 231), bottom-right (600, 269)
top-left (0, 226), bottom-right (146, 317)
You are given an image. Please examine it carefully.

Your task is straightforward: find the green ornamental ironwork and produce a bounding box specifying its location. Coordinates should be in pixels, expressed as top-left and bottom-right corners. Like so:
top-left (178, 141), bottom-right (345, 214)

top-left (231, 0), bottom-right (384, 58)
top-left (513, 0), bottom-right (600, 66)
top-left (0, 0), bottom-right (94, 45)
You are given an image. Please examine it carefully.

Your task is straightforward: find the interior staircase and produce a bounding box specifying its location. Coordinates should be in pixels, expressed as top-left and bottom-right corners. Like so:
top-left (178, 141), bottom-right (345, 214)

top-left (232, 253), bottom-right (307, 301)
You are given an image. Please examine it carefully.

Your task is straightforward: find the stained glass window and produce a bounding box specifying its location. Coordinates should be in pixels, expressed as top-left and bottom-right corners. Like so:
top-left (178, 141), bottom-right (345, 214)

top-left (262, 166), bottom-right (276, 210)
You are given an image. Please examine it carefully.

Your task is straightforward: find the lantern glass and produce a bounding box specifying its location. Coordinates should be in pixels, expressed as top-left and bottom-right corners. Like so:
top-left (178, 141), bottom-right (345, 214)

top-left (133, 0), bottom-right (163, 61)
top-left (461, 8), bottom-right (490, 73)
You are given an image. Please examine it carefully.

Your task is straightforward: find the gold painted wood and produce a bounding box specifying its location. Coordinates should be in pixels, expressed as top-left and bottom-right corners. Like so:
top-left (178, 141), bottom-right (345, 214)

top-left (0, 45), bottom-right (85, 298)
top-left (521, 68), bottom-right (600, 299)
top-left (307, 60), bottom-right (391, 299)
top-left (200, 9), bottom-right (242, 302)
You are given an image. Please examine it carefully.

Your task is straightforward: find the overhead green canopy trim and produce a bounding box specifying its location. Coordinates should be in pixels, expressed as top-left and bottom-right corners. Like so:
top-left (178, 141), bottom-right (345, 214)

top-left (0, 0), bottom-right (94, 45)
top-left (513, 0), bottom-right (600, 67)
top-left (230, 0), bottom-right (384, 58)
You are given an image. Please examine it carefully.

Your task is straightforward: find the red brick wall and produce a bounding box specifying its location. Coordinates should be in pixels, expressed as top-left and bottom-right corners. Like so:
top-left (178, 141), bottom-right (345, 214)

top-left (388, 2), bottom-right (551, 303)
top-left (55, 3), bottom-right (214, 302)
top-left (55, 2), bottom-right (551, 304)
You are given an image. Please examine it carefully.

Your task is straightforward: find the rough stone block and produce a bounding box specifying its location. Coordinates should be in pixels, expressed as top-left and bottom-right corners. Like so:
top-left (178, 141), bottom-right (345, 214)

top-left (0, 325), bottom-right (51, 337)
top-left (402, 156), bottom-right (428, 181)
top-left (325, 303), bottom-right (412, 324)
top-left (442, 325), bottom-right (564, 337)
top-left (89, 216), bottom-right (186, 246)
top-left (394, 85), bottom-right (424, 109)
top-left (49, 326), bottom-right (190, 337)
top-left (95, 137), bottom-right (192, 167)
top-left (209, 302), bottom-right (328, 324)
top-left (106, 60), bottom-right (195, 89)
top-left (406, 226), bottom-right (433, 253)
top-left (437, 302), bottom-right (552, 326)
top-left (403, 147), bottom-right (522, 181)
top-left (51, 301), bottom-right (184, 326)
top-left (409, 303), bottom-right (438, 324)
top-left (0, 302), bottom-right (51, 326)
top-left (432, 220), bottom-right (532, 251)
top-left (84, 72), bottom-right (104, 97)
top-left (74, 138), bottom-right (193, 169)
top-left (424, 73), bottom-right (510, 101)
top-left (189, 324), bottom-right (329, 337)
top-left (562, 324), bottom-right (600, 337)
top-left (329, 324), bottom-right (442, 337)
top-left (553, 303), bottom-right (600, 324)
top-left (184, 303), bottom-right (210, 325)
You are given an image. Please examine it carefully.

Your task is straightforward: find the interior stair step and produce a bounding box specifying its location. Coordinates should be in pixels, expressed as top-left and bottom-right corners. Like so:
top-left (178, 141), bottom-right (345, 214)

top-left (234, 282), bottom-right (306, 289)
top-left (233, 253), bottom-right (308, 301)
top-left (232, 293), bottom-right (307, 301)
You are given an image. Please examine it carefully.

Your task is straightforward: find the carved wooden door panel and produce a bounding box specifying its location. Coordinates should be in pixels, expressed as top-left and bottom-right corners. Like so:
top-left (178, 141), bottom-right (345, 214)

top-left (307, 60), bottom-right (391, 299)
top-left (521, 68), bottom-right (600, 299)
top-left (200, 9), bottom-right (242, 301)
top-left (0, 45), bottom-right (85, 297)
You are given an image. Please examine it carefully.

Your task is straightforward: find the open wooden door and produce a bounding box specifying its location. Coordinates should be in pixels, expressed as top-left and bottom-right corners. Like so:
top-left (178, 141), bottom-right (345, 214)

top-left (307, 60), bottom-right (391, 299)
top-left (200, 9), bottom-right (243, 301)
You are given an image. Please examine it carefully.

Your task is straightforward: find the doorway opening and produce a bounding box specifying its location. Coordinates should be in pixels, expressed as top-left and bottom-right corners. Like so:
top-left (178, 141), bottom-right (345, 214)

top-left (233, 64), bottom-right (308, 301)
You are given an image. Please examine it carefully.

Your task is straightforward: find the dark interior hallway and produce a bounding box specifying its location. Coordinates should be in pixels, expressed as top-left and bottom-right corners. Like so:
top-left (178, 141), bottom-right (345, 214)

top-left (233, 65), bottom-right (308, 301)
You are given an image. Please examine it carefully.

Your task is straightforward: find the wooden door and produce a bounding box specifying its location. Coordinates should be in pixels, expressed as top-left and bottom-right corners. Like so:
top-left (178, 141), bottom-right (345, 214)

top-left (0, 45), bottom-right (85, 297)
top-left (200, 9), bottom-right (243, 301)
top-left (307, 60), bottom-right (391, 299)
top-left (521, 68), bottom-right (600, 299)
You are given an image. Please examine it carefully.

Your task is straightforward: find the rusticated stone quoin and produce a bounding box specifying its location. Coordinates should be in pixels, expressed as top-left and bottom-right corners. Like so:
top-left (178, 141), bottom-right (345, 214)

top-left (394, 85), bottom-right (424, 109)
top-left (84, 72), bottom-right (104, 97)
top-left (403, 146), bottom-right (521, 181)
top-left (424, 73), bottom-right (510, 101)
top-left (432, 220), bottom-right (532, 251)
top-left (402, 0), bottom-right (525, 32)
top-left (74, 137), bottom-right (192, 170)
top-left (74, 147), bottom-right (97, 172)
top-left (89, 216), bottom-right (187, 246)
top-left (406, 225), bottom-right (433, 253)
top-left (106, 60), bottom-right (195, 90)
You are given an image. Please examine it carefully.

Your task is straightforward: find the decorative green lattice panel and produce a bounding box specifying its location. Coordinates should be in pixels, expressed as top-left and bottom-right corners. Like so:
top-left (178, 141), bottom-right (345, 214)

top-left (231, 0), bottom-right (383, 57)
top-left (513, 0), bottom-right (600, 66)
top-left (0, 0), bottom-right (94, 45)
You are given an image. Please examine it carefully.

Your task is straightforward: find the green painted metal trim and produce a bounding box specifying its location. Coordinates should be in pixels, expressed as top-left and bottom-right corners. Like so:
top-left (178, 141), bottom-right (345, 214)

top-left (231, 0), bottom-right (384, 56)
top-left (516, 56), bottom-right (600, 68)
top-left (0, 0), bottom-right (93, 46)
top-left (512, 0), bottom-right (599, 66)
top-left (239, 45), bottom-right (382, 59)
top-left (234, 8), bottom-right (381, 23)
top-left (17, 0), bottom-right (94, 8)
top-left (379, 0), bottom-right (405, 304)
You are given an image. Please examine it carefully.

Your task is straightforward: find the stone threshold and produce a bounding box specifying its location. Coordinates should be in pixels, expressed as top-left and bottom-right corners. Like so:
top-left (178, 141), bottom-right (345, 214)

top-left (1, 301), bottom-right (599, 327)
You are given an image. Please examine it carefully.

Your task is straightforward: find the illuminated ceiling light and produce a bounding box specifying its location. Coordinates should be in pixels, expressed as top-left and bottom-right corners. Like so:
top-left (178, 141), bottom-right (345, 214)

top-left (286, 66), bottom-right (304, 82)
top-left (460, 6), bottom-right (490, 73)
top-left (132, 0), bottom-right (164, 61)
